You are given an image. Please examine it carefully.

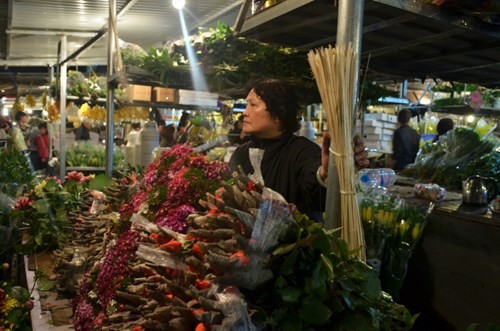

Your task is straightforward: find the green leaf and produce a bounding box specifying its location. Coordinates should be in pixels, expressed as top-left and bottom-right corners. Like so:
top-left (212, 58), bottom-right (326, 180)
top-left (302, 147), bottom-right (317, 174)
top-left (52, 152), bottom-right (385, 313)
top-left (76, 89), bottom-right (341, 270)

top-left (273, 242), bottom-right (296, 256)
top-left (280, 249), bottom-right (299, 276)
top-left (360, 268), bottom-right (382, 300)
top-left (298, 298), bottom-right (332, 325)
top-left (88, 173), bottom-right (112, 191)
top-left (336, 312), bottom-right (375, 331)
top-left (31, 200), bottom-right (49, 214)
top-left (336, 239), bottom-right (351, 260)
top-left (320, 253), bottom-right (334, 280)
top-left (280, 313), bottom-right (303, 331)
top-left (277, 286), bottom-right (301, 303)
top-left (37, 278), bottom-right (56, 291)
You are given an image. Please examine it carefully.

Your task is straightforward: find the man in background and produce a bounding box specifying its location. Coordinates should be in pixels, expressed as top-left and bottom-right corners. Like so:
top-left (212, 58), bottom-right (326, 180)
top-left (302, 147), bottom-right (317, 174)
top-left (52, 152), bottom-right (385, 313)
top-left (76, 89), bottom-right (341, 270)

top-left (392, 109), bottom-right (420, 172)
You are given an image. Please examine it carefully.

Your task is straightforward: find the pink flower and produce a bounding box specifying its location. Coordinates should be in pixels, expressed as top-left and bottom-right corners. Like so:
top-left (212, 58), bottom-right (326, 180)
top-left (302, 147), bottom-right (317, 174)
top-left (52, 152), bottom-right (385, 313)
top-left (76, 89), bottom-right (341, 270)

top-left (13, 196), bottom-right (32, 210)
top-left (66, 171), bottom-right (85, 182)
top-left (468, 91), bottom-right (483, 110)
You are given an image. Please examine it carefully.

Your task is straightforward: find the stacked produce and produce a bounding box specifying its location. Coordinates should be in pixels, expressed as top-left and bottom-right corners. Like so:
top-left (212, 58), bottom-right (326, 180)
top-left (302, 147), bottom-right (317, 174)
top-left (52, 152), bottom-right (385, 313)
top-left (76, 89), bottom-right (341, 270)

top-left (66, 142), bottom-right (125, 168)
top-left (402, 123), bottom-right (499, 190)
top-left (71, 146), bottom-right (416, 330)
top-left (78, 103), bottom-right (106, 124)
top-left (53, 171), bottom-right (139, 295)
top-left (114, 106), bottom-right (150, 123)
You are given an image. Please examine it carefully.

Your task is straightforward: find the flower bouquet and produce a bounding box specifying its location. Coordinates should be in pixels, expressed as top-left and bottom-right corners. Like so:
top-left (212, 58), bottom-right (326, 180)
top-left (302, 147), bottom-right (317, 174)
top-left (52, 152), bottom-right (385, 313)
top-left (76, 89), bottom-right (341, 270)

top-left (380, 203), bottom-right (432, 300)
top-left (359, 189), bottom-right (403, 273)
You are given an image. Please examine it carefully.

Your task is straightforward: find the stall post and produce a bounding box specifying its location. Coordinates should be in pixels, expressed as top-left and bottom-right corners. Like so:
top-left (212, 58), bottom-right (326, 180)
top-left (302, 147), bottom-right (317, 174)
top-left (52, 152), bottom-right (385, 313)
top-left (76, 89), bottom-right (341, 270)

top-left (58, 35), bottom-right (67, 180)
top-left (105, 0), bottom-right (117, 177)
top-left (324, 0), bottom-right (364, 233)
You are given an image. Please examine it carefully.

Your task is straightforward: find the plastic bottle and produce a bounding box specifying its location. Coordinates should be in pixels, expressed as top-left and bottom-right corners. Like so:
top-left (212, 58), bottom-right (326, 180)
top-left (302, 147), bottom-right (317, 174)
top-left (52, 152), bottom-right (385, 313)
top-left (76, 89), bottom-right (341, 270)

top-left (358, 168), bottom-right (396, 188)
top-left (139, 121), bottom-right (160, 166)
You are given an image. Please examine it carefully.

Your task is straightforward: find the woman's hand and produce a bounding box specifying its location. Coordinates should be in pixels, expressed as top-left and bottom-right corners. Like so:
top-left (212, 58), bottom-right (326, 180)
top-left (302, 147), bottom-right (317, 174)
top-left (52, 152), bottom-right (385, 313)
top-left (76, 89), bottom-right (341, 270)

top-left (320, 133), bottom-right (370, 181)
top-left (353, 135), bottom-right (369, 170)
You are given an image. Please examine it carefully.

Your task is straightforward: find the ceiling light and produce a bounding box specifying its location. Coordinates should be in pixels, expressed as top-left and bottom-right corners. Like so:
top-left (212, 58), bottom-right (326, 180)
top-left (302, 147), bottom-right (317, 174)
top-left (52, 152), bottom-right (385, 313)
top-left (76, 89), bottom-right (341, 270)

top-left (172, 0), bottom-right (185, 9)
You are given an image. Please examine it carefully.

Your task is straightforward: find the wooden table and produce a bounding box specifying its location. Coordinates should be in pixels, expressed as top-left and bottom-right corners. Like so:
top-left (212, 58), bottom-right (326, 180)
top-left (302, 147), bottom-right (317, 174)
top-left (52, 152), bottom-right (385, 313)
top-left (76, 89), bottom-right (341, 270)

top-left (391, 183), bottom-right (500, 331)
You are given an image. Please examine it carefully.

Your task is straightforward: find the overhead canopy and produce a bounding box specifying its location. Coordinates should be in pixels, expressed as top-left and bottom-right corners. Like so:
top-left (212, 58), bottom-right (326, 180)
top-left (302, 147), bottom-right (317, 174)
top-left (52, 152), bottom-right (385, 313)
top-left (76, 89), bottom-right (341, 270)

top-left (236, 0), bottom-right (500, 88)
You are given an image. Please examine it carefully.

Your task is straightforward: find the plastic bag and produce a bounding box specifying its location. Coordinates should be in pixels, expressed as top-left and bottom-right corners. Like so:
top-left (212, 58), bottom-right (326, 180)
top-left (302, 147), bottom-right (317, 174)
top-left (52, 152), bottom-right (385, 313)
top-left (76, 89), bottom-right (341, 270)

top-left (413, 183), bottom-right (446, 202)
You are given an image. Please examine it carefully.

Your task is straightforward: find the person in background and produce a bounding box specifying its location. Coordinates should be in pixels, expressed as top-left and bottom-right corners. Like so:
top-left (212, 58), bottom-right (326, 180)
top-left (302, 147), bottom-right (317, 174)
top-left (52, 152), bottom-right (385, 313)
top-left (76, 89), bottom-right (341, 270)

top-left (228, 114), bottom-right (251, 145)
top-left (392, 109), bottom-right (420, 172)
top-left (125, 122), bottom-right (142, 146)
top-left (432, 117), bottom-right (454, 143)
top-left (0, 118), bottom-right (11, 150)
top-left (74, 121), bottom-right (91, 141)
top-left (9, 111), bottom-right (33, 169)
top-left (11, 111), bottom-right (30, 153)
top-left (177, 111), bottom-right (191, 144)
top-left (159, 123), bottom-right (177, 148)
top-left (33, 122), bottom-right (50, 172)
top-left (229, 78), bottom-right (368, 221)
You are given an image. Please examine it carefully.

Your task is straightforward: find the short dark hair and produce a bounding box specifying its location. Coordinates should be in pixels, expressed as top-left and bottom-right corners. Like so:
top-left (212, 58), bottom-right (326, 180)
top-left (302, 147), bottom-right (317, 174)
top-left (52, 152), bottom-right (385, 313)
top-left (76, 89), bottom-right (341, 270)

top-left (245, 78), bottom-right (301, 133)
top-left (38, 122), bottom-right (47, 130)
top-left (14, 111), bottom-right (27, 122)
top-left (437, 118), bottom-right (454, 136)
top-left (397, 109), bottom-right (412, 124)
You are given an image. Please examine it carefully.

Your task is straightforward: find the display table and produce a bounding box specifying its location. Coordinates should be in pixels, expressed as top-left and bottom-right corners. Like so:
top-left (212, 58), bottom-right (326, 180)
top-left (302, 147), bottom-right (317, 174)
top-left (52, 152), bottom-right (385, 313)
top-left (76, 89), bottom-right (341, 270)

top-left (391, 183), bottom-right (500, 331)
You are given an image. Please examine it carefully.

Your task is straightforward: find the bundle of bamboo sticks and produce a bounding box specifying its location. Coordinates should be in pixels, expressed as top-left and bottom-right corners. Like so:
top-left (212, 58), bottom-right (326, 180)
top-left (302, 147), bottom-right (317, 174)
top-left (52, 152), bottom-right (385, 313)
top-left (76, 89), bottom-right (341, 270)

top-left (308, 44), bottom-right (365, 261)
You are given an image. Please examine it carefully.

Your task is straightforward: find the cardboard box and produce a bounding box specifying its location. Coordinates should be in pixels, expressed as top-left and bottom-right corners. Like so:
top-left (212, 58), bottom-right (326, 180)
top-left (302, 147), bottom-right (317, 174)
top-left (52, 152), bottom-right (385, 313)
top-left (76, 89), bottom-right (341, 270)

top-left (178, 89), bottom-right (219, 107)
top-left (365, 113), bottom-right (388, 122)
top-left (364, 119), bottom-right (384, 128)
top-left (153, 87), bottom-right (177, 103)
top-left (125, 85), bottom-right (152, 102)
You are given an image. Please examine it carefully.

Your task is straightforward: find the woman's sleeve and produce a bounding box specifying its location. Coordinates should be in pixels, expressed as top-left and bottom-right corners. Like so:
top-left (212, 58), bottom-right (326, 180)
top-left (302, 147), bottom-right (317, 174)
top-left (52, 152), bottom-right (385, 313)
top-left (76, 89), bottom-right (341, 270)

top-left (35, 135), bottom-right (49, 159)
top-left (296, 143), bottom-right (326, 212)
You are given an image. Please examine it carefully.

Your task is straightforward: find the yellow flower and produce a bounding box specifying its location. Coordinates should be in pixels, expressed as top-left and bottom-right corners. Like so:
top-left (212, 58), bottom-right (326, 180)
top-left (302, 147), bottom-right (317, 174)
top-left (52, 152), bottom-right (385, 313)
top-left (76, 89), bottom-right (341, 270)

top-left (33, 180), bottom-right (47, 197)
top-left (3, 296), bottom-right (20, 313)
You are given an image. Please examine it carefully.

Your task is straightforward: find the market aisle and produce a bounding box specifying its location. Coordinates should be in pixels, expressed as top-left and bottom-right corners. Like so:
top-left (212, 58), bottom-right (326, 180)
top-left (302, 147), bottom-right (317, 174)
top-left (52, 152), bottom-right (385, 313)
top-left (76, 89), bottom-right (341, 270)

top-left (25, 255), bottom-right (74, 330)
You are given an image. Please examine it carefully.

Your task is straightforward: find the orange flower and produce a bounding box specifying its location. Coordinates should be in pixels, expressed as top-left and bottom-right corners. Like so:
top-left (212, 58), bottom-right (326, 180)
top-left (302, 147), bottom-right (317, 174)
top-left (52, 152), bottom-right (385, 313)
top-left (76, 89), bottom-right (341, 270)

top-left (195, 323), bottom-right (207, 331)
top-left (195, 279), bottom-right (211, 290)
top-left (192, 243), bottom-right (205, 259)
top-left (231, 251), bottom-right (250, 266)
top-left (160, 239), bottom-right (182, 254)
top-left (132, 326), bottom-right (143, 331)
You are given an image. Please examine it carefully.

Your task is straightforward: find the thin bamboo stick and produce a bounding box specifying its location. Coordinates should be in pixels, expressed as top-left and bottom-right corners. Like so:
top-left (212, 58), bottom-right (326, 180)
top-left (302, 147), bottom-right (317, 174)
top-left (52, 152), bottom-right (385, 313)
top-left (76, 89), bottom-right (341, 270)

top-left (308, 45), bottom-right (365, 261)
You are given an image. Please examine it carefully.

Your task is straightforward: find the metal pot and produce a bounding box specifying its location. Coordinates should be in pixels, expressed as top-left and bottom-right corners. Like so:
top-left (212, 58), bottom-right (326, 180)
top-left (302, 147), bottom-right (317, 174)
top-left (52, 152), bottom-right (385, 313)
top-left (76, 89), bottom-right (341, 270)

top-left (462, 175), bottom-right (499, 206)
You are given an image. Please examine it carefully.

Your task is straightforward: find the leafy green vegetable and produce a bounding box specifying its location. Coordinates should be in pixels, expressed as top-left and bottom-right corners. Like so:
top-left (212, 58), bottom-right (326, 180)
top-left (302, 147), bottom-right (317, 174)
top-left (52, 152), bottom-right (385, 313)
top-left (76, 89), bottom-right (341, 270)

top-left (245, 210), bottom-right (417, 330)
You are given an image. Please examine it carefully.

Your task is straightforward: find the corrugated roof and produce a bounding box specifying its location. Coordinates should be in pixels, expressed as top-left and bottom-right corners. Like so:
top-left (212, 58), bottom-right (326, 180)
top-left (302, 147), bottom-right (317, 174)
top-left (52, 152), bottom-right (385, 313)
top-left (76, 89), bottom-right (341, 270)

top-left (0, 0), bottom-right (242, 94)
top-left (237, 0), bottom-right (500, 89)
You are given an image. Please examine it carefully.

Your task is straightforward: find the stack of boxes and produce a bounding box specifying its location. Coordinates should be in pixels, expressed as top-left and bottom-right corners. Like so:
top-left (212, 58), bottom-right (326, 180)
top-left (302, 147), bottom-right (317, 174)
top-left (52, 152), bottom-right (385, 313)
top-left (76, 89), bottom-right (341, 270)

top-left (124, 85), bottom-right (219, 108)
top-left (360, 113), bottom-right (398, 154)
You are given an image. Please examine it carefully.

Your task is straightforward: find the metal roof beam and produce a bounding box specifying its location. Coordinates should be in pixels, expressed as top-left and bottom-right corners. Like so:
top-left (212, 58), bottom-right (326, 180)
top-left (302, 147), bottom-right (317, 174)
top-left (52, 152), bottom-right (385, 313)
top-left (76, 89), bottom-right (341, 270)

top-left (59, 0), bottom-right (139, 66)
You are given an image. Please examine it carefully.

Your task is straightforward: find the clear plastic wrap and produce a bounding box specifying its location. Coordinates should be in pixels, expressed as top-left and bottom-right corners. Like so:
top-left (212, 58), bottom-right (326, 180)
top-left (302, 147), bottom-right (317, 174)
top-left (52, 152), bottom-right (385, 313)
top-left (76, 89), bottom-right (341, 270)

top-left (214, 286), bottom-right (260, 331)
top-left (358, 189), bottom-right (403, 273)
top-left (413, 183), bottom-right (446, 202)
top-left (405, 126), bottom-right (499, 190)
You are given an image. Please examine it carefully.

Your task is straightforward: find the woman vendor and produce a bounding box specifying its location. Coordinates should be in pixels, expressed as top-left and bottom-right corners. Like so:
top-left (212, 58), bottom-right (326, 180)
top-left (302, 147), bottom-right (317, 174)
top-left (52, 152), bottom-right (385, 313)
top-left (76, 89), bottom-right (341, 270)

top-left (229, 78), bottom-right (369, 220)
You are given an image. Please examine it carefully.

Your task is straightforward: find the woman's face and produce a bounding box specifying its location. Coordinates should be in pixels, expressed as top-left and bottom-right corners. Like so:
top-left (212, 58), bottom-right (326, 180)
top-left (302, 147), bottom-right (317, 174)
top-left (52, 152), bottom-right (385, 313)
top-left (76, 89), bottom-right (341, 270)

top-left (243, 89), bottom-right (281, 139)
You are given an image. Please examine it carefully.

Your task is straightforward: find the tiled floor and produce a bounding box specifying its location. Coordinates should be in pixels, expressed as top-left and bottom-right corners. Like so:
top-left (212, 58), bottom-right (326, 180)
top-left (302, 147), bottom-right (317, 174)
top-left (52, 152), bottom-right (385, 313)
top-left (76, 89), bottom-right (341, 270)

top-left (25, 255), bottom-right (74, 330)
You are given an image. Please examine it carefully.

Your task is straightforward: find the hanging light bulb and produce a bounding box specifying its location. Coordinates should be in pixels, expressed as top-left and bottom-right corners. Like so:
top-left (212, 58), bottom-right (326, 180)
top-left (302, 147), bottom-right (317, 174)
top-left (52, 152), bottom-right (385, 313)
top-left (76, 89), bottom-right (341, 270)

top-left (172, 0), bottom-right (185, 9)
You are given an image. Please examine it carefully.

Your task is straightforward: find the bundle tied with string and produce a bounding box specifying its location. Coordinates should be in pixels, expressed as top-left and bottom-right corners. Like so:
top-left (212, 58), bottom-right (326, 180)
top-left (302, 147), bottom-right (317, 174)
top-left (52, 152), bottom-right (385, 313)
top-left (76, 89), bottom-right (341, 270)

top-left (308, 44), bottom-right (365, 261)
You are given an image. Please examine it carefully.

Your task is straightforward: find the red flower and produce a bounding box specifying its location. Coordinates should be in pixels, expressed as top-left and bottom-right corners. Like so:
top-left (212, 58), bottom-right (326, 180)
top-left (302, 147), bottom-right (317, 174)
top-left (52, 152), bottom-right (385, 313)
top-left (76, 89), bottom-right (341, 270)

top-left (13, 196), bottom-right (32, 210)
top-left (195, 279), bottom-right (211, 290)
top-left (192, 243), bottom-right (204, 259)
top-left (160, 239), bottom-right (182, 254)
top-left (66, 171), bottom-right (84, 182)
top-left (195, 323), bottom-right (207, 331)
top-left (231, 251), bottom-right (250, 266)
